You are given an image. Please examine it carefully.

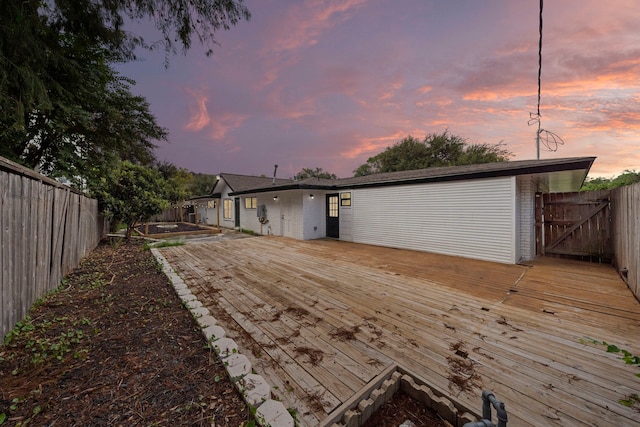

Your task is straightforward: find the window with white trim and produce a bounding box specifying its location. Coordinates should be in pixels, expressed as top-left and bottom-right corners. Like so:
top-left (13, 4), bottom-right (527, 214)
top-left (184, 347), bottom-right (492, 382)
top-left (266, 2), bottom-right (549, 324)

top-left (223, 199), bottom-right (233, 219)
top-left (244, 197), bottom-right (257, 209)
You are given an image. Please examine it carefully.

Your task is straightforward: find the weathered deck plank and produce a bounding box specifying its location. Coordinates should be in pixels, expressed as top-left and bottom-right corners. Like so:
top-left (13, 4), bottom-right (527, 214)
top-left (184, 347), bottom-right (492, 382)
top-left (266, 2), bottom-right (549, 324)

top-left (161, 236), bottom-right (640, 427)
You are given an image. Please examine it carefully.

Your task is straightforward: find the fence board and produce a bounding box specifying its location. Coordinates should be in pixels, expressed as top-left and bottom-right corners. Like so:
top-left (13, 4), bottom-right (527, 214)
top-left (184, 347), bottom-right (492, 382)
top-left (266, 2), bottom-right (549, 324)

top-left (1, 171), bottom-right (9, 340)
top-left (36, 184), bottom-right (50, 300)
top-left (62, 193), bottom-right (79, 275)
top-left (541, 190), bottom-right (612, 260)
top-left (612, 182), bottom-right (640, 300)
top-left (13, 174), bottom-right (23, 328)
top-left (1, 156), bottom-right (103, 339)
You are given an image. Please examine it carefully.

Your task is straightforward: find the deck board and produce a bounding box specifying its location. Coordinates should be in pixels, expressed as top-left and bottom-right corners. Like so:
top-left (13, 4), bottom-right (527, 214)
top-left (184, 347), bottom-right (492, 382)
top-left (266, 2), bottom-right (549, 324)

top-left (161, 236), bottom-right (640, 427)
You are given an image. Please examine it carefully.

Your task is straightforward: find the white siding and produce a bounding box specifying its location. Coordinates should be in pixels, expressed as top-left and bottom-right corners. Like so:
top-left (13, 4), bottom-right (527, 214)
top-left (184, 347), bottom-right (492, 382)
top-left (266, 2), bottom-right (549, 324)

top-left (240, 195), bottom-right (261, 234)
top-left (217, 180), bottom-right (236, 229)
top-left (517, 176), bottom-right (537, 262)
top-left (276, 191), bottom-right (304, 239)
top-left (238, 190), bottom-right (306, 239)
top-left (259, 193), bottom-right (281, 236)
top-left (233, 192), bottom-right (280, 236)
top-left (351, 177), bottom-right (517, 264)
top-left (339, 192), bottom-right (353, 242)
top-left (245, 190), bottom-right (326, 240)
top-left (302, 192), bottom-right (325, 240)
top-left (195, 206), bottom-right (218, 226)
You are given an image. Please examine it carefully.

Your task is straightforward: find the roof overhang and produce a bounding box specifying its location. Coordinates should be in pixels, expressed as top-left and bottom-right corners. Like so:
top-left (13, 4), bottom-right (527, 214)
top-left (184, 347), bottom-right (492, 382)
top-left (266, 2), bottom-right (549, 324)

top-left (340, 157), bottom-right (595, 191)
top-left (228, 157), bottom-right (595, 195)
top-left (531, 168), bottom-right (591, 193)
top-left (229, 184), bottom-right (335, 196)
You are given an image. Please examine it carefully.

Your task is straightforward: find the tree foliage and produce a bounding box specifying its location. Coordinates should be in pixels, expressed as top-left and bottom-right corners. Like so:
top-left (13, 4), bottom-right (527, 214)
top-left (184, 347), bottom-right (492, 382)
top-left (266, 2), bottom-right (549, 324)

top-left (581, 170), bottom-right (640, 191)
top-left (295, 167), bottom-right (338, 180)
top-left (189, 173), bottom-right (217, 196)
top-left (91, 161), bottom-right (171, 238)
top-left (1, 0), bottom-right (249, 181)
top-left (353, 131), bottom-right (512, 176)
top-left (155, 161), bottom-right (216, 199)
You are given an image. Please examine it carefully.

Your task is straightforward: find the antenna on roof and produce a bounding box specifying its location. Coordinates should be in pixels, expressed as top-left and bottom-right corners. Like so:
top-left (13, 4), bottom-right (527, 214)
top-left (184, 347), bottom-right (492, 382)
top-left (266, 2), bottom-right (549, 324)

top-left (272, 164), bottom-right (278, 185)
top-left (528, 0), bottom-right (564, 159)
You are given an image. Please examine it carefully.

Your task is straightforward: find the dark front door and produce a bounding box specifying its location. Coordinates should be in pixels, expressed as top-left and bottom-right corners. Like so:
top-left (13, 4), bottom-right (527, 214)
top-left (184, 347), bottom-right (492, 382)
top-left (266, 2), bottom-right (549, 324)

top-left (326, 193), bottom-right (339, 238)
top-left (234, 197), bottom-right (240, 228)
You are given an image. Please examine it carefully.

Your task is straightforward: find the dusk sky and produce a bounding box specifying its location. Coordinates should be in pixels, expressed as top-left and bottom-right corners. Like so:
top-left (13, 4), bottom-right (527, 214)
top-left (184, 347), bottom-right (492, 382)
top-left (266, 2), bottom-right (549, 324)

top-left (118, 0), bottom-right (640, 179)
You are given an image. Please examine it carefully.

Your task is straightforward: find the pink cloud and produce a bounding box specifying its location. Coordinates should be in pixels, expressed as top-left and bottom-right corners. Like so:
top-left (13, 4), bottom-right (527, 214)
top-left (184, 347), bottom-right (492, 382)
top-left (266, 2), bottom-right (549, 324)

top-left (417, 85), bottom-right (433, 95)
top-left (316, 66), bottom-right (362, 96)
top-left (256, 0), bottom-right (367, 90)
top-left (379, 78), bottom-right (404, 101)
top-left (184, 89), bottom-right (210, 132)
top-left (267, 0), bottom-right (367, 54)
top-left (209, 113), bottom-right (249, 140)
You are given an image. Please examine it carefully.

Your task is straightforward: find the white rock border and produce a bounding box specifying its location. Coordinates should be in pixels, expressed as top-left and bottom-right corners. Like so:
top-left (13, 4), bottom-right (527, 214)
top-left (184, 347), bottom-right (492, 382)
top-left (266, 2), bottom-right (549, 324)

top-left (152, 249), bottom-right (294, 427)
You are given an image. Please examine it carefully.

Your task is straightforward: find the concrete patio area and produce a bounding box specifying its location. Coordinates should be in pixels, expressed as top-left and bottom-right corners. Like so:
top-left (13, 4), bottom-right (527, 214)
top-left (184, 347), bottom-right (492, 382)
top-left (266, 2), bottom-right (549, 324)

top-left (159, 236), bottom-right (640, 427)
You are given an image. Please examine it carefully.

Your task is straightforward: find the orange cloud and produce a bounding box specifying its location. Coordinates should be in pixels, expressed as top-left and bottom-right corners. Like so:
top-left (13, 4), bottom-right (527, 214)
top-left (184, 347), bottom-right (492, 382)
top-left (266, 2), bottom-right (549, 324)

top-left (184, 89), bottom-right (210, 132)
top-left (379, 79), bottom-right (404, 102)
top-left (417, 85), bottom-right (433, 95)
top-left (340, 130), bottom-right (412, 159)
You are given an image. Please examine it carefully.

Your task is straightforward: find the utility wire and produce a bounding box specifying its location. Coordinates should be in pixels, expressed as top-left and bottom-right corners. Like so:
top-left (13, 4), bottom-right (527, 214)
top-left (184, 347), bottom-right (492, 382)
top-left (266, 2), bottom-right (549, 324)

top-left (537, 0), bottom-right (543, 118)
top-left (529, 0), bottom-right (564, 157)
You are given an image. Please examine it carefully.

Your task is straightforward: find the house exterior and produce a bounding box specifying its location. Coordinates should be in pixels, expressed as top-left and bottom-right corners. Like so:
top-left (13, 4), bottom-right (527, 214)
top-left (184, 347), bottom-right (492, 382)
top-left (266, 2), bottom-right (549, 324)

top-left (198, 157), bottom-right (595, 264)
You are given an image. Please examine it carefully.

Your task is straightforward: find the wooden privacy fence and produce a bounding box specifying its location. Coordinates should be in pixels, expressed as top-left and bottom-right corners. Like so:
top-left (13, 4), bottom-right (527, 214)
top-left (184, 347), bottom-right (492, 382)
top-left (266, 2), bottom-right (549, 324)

top-left (611, 182), bottom-right (640, 300)
top-left (536, 190), bottom-right (612, 261)
top-left (1, 157), bottom-right (106, 339)
top-left (535, 186), bottom-right (639, 301)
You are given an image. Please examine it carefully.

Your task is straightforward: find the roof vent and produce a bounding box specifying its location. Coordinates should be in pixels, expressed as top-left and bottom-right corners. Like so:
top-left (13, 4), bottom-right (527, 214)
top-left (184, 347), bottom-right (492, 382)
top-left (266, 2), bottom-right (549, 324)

top-left (272, 164), bottom-right (278, 185)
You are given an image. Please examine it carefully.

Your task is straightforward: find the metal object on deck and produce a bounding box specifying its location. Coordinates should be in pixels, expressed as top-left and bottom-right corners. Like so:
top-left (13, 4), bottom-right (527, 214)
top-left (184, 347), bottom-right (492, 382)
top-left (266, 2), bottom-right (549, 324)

top-left (463, 390), bottom-right (508, 427)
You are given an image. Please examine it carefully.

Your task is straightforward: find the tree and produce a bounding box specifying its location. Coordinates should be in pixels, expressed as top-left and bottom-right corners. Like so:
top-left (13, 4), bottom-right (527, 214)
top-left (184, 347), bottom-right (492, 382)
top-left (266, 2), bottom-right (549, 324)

top-left (1, 7), bottom-right (167, 180)
top-left (189, 173), bottom-right (217, 196)
top-left (581, 170), bottom-right (640, 191)
top-left (91, 161), bottom-right (171, 238)
top-left (154, 161), bottom-right (216, 198)
top-left (353, 131), bottom-right (511, 176)
top-left (295, 167), bottom-right (338, 180)
top-left (1, 0), bottom-right (249, 180)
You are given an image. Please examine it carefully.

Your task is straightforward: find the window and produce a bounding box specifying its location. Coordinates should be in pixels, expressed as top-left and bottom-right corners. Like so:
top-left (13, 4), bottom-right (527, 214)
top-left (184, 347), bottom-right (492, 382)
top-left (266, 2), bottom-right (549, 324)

top-left (244, 197), bottom-right (257, 209)
top-left (207, 200), bottom-right (216, 209)
top-left (340, 192), bottom-right (351, 206)
top-left (223, 199), bottom-right (233, 219)
top-left (328, 195), bottom-right (339, 217)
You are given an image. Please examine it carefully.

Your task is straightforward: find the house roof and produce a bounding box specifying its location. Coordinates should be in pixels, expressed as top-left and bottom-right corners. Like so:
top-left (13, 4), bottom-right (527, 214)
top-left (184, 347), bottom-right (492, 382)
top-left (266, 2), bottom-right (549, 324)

top-left (211, 173), bottom-right (294, 195)
top-left (227, 157), bottom-right (596, 195)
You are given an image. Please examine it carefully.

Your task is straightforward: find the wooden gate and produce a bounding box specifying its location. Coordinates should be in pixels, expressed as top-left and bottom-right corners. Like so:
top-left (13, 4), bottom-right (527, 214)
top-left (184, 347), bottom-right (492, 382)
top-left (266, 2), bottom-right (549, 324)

top-left (535, 190), bottom-right (612, 261)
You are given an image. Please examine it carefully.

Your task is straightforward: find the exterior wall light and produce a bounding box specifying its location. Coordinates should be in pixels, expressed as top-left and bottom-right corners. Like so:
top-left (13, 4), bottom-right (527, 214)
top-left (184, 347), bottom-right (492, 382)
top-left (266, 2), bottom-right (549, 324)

top-left (273, 195), bottom-right (278, 201)
top-left (310, 194), bottom-right (314, 199)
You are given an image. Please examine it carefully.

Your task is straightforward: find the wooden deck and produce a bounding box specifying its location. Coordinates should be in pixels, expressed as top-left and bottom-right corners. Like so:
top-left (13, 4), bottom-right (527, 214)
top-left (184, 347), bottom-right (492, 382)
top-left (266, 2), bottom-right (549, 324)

top-left (159, 236), bottom-right (640, 427)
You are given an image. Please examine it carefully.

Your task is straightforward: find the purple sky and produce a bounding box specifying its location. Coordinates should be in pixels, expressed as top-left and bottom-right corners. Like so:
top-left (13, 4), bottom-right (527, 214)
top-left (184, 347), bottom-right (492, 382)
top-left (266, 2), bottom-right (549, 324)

top-left (118, 0), bottom-right (640, 179)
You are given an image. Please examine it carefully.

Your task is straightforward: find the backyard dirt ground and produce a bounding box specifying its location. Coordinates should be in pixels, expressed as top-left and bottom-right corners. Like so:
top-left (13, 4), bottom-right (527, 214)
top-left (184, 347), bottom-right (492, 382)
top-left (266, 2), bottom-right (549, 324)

top-left (136, 222), bottom-right (213, 235)
top-left (0, 239), bottom-right (250, 426)
top-left (1, 238), bottom-right (450, 426)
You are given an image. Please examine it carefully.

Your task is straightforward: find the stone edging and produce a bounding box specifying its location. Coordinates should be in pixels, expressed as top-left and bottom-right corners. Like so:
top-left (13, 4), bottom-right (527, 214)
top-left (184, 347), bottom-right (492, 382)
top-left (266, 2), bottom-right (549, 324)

top-left (151, 249), bottom-right (295, 427)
